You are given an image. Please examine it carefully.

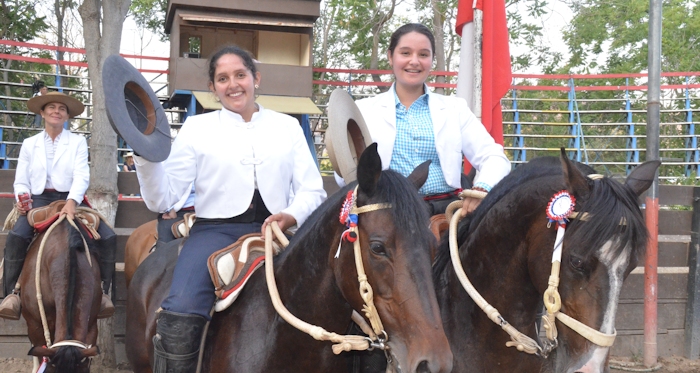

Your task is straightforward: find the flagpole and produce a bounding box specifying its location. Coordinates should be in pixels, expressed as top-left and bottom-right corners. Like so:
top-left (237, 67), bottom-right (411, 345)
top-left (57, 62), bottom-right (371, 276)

top-left (456, 23), bottom-right (475, 109)
top-left (473, 5), bottom-right (483, 121)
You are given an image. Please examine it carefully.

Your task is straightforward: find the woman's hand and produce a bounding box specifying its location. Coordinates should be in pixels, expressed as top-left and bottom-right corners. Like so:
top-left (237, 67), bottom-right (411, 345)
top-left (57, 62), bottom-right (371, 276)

top-left (460, 197), bottom-right (481, 217)
top-left (261, 212), bottom-right (296, 237)
top-left (60, 199), bottom-right (78, 220)
top-left (15, 198), bottom-right (33, 215)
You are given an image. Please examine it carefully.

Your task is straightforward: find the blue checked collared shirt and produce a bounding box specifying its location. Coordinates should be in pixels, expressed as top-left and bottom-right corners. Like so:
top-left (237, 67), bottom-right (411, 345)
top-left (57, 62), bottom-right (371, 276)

top-left (389, 88), bottom-right (453, 195)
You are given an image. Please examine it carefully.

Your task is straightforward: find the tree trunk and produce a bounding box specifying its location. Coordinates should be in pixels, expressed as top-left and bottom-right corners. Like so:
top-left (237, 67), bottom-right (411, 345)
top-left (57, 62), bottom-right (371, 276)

top-left (54, 0), bottom-right (68, 77)
top-left (432, 0), bottom-right (446, 95)
top-left (78, 0), bottom-right (131, 368)
top-left (369, 0), bottom-right (395, 93)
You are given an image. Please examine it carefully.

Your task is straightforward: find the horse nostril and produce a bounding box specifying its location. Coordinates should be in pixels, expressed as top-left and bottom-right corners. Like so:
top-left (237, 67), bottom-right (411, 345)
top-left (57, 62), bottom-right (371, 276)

top-left (416, 360), bottom-right (430, 373)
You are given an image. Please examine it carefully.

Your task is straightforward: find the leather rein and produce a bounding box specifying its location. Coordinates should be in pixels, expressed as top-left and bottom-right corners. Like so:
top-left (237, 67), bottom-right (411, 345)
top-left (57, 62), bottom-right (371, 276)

top-left (447, 177), bottom-right (617, 358)
top-left (264, 185), bottom-right (392, 356)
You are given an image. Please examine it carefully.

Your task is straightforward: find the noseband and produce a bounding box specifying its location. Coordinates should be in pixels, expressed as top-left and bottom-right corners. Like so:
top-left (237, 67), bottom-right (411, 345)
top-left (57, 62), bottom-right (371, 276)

top-left (264, 185), bottom-right (393, 355)
top-left (448, 175), bottom-right (618, 358)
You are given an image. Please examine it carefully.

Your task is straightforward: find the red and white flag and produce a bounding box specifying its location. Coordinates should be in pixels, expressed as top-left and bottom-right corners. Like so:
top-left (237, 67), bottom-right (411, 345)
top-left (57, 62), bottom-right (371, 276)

top-left (455, 0), bottom-right (512, 146)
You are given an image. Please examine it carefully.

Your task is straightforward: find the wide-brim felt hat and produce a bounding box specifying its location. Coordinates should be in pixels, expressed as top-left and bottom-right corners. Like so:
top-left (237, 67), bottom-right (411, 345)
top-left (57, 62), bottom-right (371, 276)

top-left (326, 89), bottom-right (373, 183)
top-left (27, 92), bottom-right (85, 118)
top-left (102, 55), bottom-right (171, 162)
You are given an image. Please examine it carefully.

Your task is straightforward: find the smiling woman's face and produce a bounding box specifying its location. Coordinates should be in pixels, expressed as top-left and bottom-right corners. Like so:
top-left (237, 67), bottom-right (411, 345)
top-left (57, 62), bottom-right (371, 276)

top-left (209, 53), bottom-right (261, 121)
top-left (40, 102), bottom-right (69, 128)
top-left (388, 31), bottom-right (434, 91)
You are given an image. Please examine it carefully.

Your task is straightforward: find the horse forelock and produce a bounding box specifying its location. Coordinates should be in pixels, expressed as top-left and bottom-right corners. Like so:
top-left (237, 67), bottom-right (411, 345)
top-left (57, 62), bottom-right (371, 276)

top-left (566, 177), bottom-right (647, 264)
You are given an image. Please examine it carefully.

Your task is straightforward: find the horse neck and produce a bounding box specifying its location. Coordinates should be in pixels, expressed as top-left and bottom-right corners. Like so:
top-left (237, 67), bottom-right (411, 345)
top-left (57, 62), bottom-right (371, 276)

top-left (273, 206), bottom-right (353, 322)
top-left (439, 190), bottom-right (549, 364)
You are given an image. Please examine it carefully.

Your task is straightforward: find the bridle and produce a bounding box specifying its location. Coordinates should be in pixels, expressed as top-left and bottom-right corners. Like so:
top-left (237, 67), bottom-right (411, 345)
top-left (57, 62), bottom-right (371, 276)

top-left (264, 185), bottom-right (393, 356)
top-left (447, 177), bottom-right (618, 358)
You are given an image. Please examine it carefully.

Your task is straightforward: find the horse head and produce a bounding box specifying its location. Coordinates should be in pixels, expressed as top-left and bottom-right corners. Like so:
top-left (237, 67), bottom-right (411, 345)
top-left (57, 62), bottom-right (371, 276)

top-left (434, 151), bottom-right (658, 373)
top-left (21, 219), bottom-right (102, 373)
top-left (332, 143), bottom-right (453, 373)
top-left (530, 153), bottom-right (658, 372)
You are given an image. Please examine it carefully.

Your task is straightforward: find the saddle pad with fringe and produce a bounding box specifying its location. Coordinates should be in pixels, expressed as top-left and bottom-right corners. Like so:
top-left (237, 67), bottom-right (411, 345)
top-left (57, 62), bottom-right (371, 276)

top-left (27, 201), bottom-right (102, 239)
top-left (171, 213), bottom-right (196, 239)
top-left (208, 233), bottom-right (282, 312)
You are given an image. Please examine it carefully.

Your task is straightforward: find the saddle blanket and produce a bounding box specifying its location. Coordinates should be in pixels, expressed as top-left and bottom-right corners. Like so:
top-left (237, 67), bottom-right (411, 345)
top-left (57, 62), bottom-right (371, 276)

top-left (207, 233), bottom-right (283, 312)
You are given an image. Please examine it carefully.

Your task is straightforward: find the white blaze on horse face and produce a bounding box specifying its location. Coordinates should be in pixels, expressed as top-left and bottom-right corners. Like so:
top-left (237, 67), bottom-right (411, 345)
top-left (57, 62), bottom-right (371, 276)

top-left (575, 239), bottom-right (630, 373)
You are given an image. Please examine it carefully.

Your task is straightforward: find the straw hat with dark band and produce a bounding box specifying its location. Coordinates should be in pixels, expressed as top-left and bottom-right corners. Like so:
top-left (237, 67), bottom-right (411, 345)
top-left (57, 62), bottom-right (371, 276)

top-left (27, 92), bottom-right (85, 118)
top-left (326, 89), bottom-right (373, 183)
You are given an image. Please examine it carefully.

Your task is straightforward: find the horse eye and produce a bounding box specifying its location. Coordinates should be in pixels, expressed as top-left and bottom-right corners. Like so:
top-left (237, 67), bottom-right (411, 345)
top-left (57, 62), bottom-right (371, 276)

top-left (569, 256), bottom-right (585, 272)
top-left (370, 242), bottom-right (387, 256)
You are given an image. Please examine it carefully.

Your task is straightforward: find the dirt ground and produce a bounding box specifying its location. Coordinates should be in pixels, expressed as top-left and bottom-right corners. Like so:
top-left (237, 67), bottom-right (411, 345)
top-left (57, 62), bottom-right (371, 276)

top-left (0, 356), bottom-right (698, 372)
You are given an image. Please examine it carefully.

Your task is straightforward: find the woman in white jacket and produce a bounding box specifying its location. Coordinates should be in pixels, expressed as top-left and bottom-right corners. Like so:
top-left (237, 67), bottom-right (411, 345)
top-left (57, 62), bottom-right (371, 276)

top-left (133, 45), bottom-right (326, 373)
top-left (356, 23), bottom-right (510, 215)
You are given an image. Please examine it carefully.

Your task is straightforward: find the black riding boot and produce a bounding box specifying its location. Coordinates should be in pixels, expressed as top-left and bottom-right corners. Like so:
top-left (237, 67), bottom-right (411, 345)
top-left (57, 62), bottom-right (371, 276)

top-left (96, 235), bottom-right (117, 318)
top-left (153, 310), bottom-right (207, 373)
top-left (2, 232), bottom-right (31, 296)
top-left (0, 232), bottom-right (31, 320)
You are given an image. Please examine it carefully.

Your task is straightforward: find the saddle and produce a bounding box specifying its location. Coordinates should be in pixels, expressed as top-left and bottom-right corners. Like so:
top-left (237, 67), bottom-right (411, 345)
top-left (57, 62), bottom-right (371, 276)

top-left (207, 233), bottom-right (283, 312)
top-left (171, 213), bottom-right (196, 239)
top-left (428, 214), bottom-right (448, 261)
top-left (27, 201), bottom-right (102, 239)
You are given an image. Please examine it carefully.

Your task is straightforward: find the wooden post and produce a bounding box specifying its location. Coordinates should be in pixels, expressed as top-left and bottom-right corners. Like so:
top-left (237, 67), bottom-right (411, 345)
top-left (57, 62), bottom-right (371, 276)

top-left (685, 186), bottom-right (700, 359)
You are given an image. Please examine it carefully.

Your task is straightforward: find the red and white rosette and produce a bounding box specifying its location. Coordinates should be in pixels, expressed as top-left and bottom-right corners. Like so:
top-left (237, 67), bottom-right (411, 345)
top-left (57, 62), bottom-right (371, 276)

top-left (546, 191), bottom-right (576, 263)
top-left (546, 191), bottom-right (576, 227)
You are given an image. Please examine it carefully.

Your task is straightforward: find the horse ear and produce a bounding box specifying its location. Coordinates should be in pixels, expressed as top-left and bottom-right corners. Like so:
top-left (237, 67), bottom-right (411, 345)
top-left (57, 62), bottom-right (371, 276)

top-left (357, 143), bottom-right (382, 197)
top-left (559, 148), bottom-right (590, 196)
top-left (28, 346), bottom-right (56, 357)
top-left (407, 160), bottom-right (431, 190)
top-left (625, 160), bottom-right (660, 196)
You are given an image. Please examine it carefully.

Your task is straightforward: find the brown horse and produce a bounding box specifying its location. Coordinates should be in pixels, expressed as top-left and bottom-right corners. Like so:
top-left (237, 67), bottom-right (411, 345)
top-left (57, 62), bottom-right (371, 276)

top-left (124, 219), bottom-right (157, 288)
top-left (126, 144), bottom-right (453, 373)
top-left (20, 217), bottom-right (101, 372)
top-left (433, 153), bottom-right (659, 372)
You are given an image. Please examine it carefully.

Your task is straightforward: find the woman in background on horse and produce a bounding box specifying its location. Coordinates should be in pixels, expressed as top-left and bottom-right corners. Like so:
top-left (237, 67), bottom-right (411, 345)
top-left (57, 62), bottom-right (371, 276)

top-left (340, 23), bottom-right (511, 216)
top-left (132, 45), bottom-right (326, 373)
top-left (0, 92), bottom-right (117, 320)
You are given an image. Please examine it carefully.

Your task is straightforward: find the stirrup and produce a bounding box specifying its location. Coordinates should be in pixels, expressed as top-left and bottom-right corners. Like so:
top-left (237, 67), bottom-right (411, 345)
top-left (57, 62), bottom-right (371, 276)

top-left (0, 294), bottom-right (21, 320)
top-left (97, 294), bottom-right (115, 319)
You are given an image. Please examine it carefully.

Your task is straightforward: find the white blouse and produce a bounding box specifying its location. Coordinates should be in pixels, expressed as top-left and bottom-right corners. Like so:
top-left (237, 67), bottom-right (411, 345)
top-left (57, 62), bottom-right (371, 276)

top-left (135, 106), bottom-right (326, 226)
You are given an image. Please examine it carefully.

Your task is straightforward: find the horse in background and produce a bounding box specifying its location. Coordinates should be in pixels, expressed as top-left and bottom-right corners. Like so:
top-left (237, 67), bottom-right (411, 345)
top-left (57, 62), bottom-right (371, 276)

top-left (123, 219), bottom-right (157, 288)
top-left (126, 144), bottom-right (452, 373)
top-left (433, 153), bottom-right (658, 372)
top-left (20, 217), bottom-right (101, 372)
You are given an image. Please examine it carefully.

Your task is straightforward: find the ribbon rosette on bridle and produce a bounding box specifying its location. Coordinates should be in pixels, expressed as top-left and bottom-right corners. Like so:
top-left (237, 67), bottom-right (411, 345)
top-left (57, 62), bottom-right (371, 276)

top-left (542, 190), bottom-right (576, 343)
top-left (336, 190), bottom-right (358, 258)
top-left (546, 191), bottom-right (576, 229)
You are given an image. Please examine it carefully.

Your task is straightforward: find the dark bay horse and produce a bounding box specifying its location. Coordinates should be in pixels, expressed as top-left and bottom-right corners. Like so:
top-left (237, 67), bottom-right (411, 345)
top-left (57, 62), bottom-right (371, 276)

top-left (20, 217), bottom-right (101, 372)
top-left (433, 153), bottom-right (658, 372)
top-left (126, 144), bottom-right (453, 373)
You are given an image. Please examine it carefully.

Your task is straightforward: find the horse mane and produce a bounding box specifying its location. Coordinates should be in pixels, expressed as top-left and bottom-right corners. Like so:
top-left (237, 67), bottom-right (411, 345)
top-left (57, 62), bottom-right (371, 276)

top-left (433, 157), bottom-right (645, 281)
top-left (279, 169), bottom-right (432, 272)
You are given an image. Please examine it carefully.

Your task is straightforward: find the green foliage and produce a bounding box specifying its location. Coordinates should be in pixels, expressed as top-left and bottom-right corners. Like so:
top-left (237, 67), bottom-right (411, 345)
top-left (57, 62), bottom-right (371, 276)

top-left (561, 0), bottom-right (700, 75)
top-left (130, 0), bottom-right (168, 41)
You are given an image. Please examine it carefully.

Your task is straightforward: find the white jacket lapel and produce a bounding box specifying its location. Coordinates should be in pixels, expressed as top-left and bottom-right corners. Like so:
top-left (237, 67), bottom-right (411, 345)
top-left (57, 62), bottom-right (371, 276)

top-left (428, 92), bottom-right (448, 135)
top-left (53, 129), bottom-right (69, 167)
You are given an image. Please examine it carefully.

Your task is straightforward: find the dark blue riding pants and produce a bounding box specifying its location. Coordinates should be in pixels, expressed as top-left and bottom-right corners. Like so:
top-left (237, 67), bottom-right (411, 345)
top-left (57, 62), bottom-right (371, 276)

top-left (160, 221), bottom-right (261, 319)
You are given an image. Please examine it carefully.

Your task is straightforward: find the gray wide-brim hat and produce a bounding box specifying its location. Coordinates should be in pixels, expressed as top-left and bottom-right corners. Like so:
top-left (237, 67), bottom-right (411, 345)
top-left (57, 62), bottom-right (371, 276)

top-left (27, 92), bottom-right (85, 118)
top-left (102, 55), bottom-right (171, 162)
top-left (326, 89), bottom-right (373, 183)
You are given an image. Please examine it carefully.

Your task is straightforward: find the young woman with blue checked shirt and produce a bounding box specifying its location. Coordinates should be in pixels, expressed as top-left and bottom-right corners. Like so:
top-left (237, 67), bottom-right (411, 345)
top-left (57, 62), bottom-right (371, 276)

top-left (356, 23), bottom-right (511, 216)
